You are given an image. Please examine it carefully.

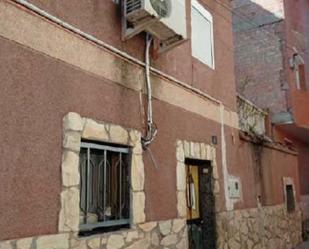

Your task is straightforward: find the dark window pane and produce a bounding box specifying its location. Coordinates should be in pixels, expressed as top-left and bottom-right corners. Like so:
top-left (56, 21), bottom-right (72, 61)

top-left (79, 142), bottom-right (130, 232)
top-left (286, 185), bottom-right (295, 213)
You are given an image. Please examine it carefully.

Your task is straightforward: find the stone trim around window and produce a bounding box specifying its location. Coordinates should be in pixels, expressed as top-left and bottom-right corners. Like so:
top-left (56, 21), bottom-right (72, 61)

top-left (59, 112), bottom-right (145, 233)
top-left (175, 140), bottom-right (220, 218)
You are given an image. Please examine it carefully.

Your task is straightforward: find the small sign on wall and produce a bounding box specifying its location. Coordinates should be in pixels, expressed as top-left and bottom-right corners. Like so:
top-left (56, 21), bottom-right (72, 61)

top-left (228, 177), bottom-right (241, 199)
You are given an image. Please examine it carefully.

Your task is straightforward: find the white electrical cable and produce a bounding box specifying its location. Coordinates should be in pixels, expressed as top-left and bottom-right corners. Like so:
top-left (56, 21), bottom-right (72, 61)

top-left (142, 33), bottom-right (157, 148)
top-left (146, 34), bottom-right (153, 130)
top-left (12, 0), bottom-right (231, 202)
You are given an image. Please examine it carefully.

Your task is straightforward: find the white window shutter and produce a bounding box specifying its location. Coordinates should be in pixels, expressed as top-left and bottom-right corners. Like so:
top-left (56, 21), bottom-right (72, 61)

top-left (191, 1), bottom-right (214, 69)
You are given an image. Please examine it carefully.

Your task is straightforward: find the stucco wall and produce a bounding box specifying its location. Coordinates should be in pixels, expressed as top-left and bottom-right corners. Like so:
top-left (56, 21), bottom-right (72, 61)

top-left (26, 0), bottom-right (237, 110)
top-left (0, 26), bottom-right (300, 241)
top-left (236, 135), bottom-right (300, 208)
top-left (299, 146), bottom-right (309, 196)
top-left (0, 0), bottom-right (237, 240)
top-left (0, 0), bottom-right (302, 245)
top-left (0, 33), bottom-right (227, 240)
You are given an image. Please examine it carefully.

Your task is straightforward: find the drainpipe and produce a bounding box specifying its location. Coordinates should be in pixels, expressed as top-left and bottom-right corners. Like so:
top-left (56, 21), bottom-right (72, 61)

top-left (220, 104), bottom-right (233, 211)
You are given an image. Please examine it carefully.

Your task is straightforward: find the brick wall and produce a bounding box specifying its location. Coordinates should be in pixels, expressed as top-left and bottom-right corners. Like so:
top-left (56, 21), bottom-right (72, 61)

top-left (233, 17), bottom-right (287, 113)
top-left (233, 0), bottom-right (284, 31)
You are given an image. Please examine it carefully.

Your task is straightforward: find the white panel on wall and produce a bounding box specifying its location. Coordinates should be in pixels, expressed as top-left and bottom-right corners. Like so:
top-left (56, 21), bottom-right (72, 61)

top-left (191, 0), bottom-right (214, 69)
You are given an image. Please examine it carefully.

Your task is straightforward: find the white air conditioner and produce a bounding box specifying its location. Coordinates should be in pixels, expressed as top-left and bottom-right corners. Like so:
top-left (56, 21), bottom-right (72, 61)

top-left (122, 0), bottom-right (187, 51)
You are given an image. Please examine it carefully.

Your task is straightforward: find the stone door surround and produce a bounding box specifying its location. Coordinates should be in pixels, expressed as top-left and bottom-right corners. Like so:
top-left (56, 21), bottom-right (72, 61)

top-left (175, 140), bottom-right (220, 218)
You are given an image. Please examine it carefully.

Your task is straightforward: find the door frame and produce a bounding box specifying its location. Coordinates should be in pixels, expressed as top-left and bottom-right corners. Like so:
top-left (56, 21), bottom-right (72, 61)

top-left (185, 159), bottom-right (217, 249)
top-left (175, 140), bottom-right (220, 248)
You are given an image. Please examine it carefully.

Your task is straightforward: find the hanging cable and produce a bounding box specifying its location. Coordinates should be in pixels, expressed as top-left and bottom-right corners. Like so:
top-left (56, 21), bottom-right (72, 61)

top-left (142, 33), bottom-right (158, 149)
top-left (144, 146), bottom-right (159, 169)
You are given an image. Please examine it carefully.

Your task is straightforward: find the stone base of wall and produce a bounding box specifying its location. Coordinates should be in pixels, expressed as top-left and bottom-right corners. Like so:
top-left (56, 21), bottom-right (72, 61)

top-left (0, 219), bottom-right (188, 249)
top-left (301, 195), bottom-right (309, 221)
top-left (217, 205), bottom-right (303, 249)
top-left (0, 205), bottom-right (302, 249)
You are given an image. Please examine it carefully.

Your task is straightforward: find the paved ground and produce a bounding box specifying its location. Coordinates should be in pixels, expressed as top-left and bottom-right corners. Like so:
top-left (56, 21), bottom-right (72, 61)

top-left (295, 241), bottom-right (309, 249)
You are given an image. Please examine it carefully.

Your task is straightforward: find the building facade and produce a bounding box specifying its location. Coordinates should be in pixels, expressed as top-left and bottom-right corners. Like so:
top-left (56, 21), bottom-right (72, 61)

top-left (0, 0), bottom-right (303, 248)
top-left (233, 0), bottom-right (309, 224)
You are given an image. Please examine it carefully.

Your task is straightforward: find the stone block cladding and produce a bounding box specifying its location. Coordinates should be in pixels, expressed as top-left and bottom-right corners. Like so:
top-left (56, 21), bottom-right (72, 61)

top-left (217, 205), bottom-right (302, 249)
top-left (0, 205), bottom-right (301, 249)
top-left (0, 219), bottom-right (188, 249)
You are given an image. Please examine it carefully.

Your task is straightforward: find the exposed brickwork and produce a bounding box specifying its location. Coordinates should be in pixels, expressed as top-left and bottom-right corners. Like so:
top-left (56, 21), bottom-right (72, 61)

top-left (234, 19), bottom-right (287, 113)
top-left (233, 0), bottom-right (309, 117)
top-left (233, 0), bottom-right (284, 31)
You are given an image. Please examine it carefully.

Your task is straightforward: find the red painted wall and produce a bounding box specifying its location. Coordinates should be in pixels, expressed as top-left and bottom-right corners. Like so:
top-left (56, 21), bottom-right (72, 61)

top-left (0, 35), bottom-right (228, 240)
top-left (0, 0), bottom-right (301, 242)
top-left (282, 0), bottom-right (309, 198)
top-left (27, 0), bottom-right (237, 110)
top-left (236, 137), bottom-right (299, 208)
top-left (0, 0), bottom-right (238, 239)
top-left (299, 146), bottom-right (309, 196)
top-left (283, 0), bottom-right (309, 127)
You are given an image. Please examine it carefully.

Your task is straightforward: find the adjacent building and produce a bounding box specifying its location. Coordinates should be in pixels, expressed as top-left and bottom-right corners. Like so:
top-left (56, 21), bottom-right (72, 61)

top-left (0, 0), bottom-right (304, 248)
top-left (233, 0), bottom-right (309, 223)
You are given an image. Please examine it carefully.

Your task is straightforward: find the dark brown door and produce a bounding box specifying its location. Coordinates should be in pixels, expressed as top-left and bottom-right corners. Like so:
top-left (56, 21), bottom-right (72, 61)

top-left (186, 159), bottom-right (216, 249)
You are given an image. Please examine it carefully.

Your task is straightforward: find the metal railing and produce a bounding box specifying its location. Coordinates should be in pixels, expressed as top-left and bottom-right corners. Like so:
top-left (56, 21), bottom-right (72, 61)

top-left (237, 95), bottom-right (267, 135)
top-left (79, 142), bottom-right (131, 232)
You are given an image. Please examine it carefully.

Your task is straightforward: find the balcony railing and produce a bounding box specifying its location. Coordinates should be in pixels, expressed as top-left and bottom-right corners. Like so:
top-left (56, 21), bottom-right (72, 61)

top-left (237, 95), bottom-right (267, 135)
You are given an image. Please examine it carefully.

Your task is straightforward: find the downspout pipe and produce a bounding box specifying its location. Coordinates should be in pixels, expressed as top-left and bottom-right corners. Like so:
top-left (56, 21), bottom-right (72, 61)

top-left (220, 104), bottom-right (233, 211)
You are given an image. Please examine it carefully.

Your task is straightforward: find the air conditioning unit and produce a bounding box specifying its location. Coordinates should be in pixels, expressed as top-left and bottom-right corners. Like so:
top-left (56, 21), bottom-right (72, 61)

top-left (122, 0), bottom-right (187, 52)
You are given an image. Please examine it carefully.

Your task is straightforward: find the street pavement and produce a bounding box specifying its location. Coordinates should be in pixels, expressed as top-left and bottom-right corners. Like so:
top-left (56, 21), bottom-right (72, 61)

top-left (295, 241), bottom-right (309, 249)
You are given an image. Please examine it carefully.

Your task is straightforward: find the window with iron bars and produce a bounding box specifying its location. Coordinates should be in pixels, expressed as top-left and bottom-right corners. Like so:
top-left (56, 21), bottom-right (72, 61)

top-left (79, 141), bottom-right (131, 234)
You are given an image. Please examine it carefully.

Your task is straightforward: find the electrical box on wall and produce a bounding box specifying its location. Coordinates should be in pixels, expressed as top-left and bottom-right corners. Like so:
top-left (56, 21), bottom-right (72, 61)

top-left (228, 178), bottom-right (241, 199)
top-left (122, 0), bottom-right (187, 52)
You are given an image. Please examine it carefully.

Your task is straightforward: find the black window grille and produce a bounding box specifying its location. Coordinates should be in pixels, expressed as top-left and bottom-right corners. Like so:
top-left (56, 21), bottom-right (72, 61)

top-left (286, 184), bottom-right (295, 213)
top-left (79, 141), bottom-right (131, 233)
